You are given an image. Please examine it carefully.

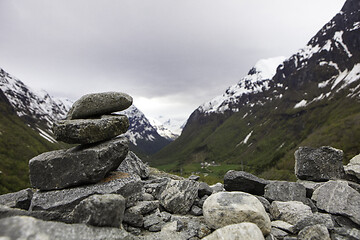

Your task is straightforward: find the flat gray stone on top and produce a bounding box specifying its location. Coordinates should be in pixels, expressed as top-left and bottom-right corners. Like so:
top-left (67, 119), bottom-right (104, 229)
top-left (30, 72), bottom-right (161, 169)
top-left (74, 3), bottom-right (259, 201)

top-left (30, 172), bottom-right (142, 213)
top-left (67, 92), bottom-right (133, 119)
top-left (53, 115), bottom-right (129, 144)
top-left (0, 216), bottom-right (137, 240)
top-left (29, 137), bottom-right (129, 191)
top-left (295, 146), bottom-right (344, 181)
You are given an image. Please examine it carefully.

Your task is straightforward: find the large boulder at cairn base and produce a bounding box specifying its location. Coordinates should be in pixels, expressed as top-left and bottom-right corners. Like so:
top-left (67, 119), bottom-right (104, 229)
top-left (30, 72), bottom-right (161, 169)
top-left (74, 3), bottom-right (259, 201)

top-left (71, 194), bottom-right (126, 227)
top-left (29, 137), bottom-right (129, 190)
top-left (311, 180), bottom-right (360, 225)
top-left (202, 222), bottom-right (265, 240)
top-left (203, 191), bottom-right (271, 235)
top-left (224, 170), bottom-right (270, 195)
top-left (159, 180), bottom-right (199, 214)
top-left (295, 146), bottom-right (345, 181)
top-left (0, 216), bottom-right (137, 240)
top-left (67, 92), bottom-right (133, 119)
top-left (53, 115), bottom-right (129, 144)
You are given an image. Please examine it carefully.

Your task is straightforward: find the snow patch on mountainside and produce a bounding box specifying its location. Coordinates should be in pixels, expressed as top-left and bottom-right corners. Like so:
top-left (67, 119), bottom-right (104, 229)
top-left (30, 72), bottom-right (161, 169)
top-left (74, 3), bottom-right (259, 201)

top-left (148, 117), bottom-right (179, 141)
top-left (198, 57), bottom-right (286, 114)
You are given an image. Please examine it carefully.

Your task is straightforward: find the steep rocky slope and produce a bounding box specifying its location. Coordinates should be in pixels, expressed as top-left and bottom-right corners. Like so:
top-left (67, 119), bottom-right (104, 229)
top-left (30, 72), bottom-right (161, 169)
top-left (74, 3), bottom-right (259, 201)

top-left (152, 0), bottom-right (360, 182)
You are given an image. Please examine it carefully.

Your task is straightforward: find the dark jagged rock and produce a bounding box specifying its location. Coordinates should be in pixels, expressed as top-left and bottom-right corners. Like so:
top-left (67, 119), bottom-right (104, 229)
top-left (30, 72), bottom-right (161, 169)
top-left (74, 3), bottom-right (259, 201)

top-left (29, 137), bottom-right (128, 190)
top-left (71, 194), bottom-right (126, 227)
top-left (53, 115), bottom-right (129, 144)
top-left (264, 181), bottom-right (307, 203)
top-left (224, 170), bottom-right (270, 195)
top-left (0, 216), bottom-right (137, 240)
top-left (159, 179), bottom-right (199, 214)
top-left (117, 151), bottom-right (150, 179)
top-left (312, 180), bottom-right (360, 225)
top-left (198, 182), bottom-right (213, 198)
top-left (0, 188), bottom-right (34, 210)
top-left (295, 146), bottom-right (345, 181)
top-left (67, 92), bottom-right (133, 119)
top-left (30, 173), bottom-right (142, 213)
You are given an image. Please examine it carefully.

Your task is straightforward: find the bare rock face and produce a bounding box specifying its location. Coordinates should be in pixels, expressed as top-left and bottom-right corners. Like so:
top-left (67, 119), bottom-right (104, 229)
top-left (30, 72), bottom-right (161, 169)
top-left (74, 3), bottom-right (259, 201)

top-left (295, 146), bottom-right (345, 181)
top-left (53, 115), bottom-right (129, 144)
top-left (203, 191), bottom-right (271, 235)
top-left (159, 180), bottom-right (199, 214)
top-left (202, 222), bottom-right (265, 240)
top-left (29, 137), bottom-right (129, 190)
top-left (71, 194), bottom-right (126, 227)
top-left (311, 180), bottom-right (360, 225)
top-left (67, 92), bottom-right (133, 119)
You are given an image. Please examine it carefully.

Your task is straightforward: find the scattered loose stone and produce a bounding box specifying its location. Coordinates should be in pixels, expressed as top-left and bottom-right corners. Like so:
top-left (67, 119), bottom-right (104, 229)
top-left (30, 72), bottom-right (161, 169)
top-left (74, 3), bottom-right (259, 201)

top-left (295, 146), bottom-right (345, 181)
top-left (344, 153), bottom-right (360, 181)
top-left (202, 222), bottom-right (265, 240)
top-left (198, 182), bottom-right (213, 198)
top-left (271, 220), bottom-right (294, 233)
top-left (0, 216), bottom-right (137, 240)
top-left (271, 227), bottom-right (289, 239)
top-left (331, 227), bottom-right (360, 240)
top-left (71, 194), bottom-right (125, 227)
top-left (209, 182), bottom-right (225, 193)
top-left (297, 224), bottom-right (330, 240)
top-left (189, 205), bottom-right (203, 216)
top-left (224, 170), bottom-right (270, 195)
top-left (264, 181), bottom-right (307, 203)
top-left (0, 188), bottom-right (33, 210)
top-left (53, 115), bottom-right (129, 144)
top-left (67, 92), bottom-right (133, 119)
top-left (311, 180), bottom-right (360, 225)
top-left (117, 151), bottom-right (150, 179)
top-left (269, 201), bottom-right (312, 225)
top-left (188, 175), bottom-right (200, 181)
top-left (159, 179), bottom-right (199, 214)
top-left (292, 212), bottom-right (334, 233)
top-left (29, 137), bottom-right (129, 190)
top-left (296, 180), bottom-right (324, 198)
top-left (203, 191), bottom-right (271, 235)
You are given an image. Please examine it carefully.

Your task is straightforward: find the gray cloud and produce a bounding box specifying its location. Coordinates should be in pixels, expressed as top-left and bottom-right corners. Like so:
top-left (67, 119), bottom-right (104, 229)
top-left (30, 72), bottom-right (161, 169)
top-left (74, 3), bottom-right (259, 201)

top-left (0, 0), bottom-right (346, 121)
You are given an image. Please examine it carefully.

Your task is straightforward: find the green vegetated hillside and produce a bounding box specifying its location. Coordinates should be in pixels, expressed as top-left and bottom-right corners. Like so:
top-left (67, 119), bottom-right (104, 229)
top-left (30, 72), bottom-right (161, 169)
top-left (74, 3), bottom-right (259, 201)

top-left (150, 0), bottom-right (360, 184)
top-left (0, 90), bottom-right (63, 194)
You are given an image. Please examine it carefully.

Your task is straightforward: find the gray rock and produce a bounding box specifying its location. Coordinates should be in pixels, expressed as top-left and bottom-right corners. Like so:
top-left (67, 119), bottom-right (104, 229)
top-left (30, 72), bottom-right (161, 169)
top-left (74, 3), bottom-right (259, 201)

top-left (264, 181), bottom-right (307, 204)
top-left (295, 146), bottom-right (344, 181)
top-left (311, 180), bottom-right (360, 225)
top-left (127, 200), bottom-right (159, 216)
top-left (331, 227), bottom-right (360, 240)
top-left (269, 201), bottom-right (312, 225)
top-left (29, 137), bottom-right (129, 191)
top-left (53, 115), bottom-right (129, 144)
top-left (117, 151), bottom-right (150, 179)
top-left (203, 191), bottom-right (271, 235)
top-left (0, 188), bottom-right (33, 210)
top-left (292, 212), bottom-right (334, 233)
top-left (271, 227), bottom-right (289, 239)
top-left (209, 182), bottom-right (225, 193)
top-left (189, 205), bottom-right (203, 216)
top-left (143, 192), bottom-right (155, 201)
top-left (198, 182), bottom-right (213, 198)
top-left (333, 215), bottom-right (360, 229)
top-left (159, 179), bottom-right (199, 214)
top-left (256, 196), bottom-right (271, 212)
top-left (224, 170), bottom-right (270, 195)
top-left (188, 175), bottom-right (200, 181)
top-left (67, 92), bottom-right (133, 119)
top-left (169, 215), bottom-right (212, 239)
top-left (298, 224), bottom-right (330, 240)
top-left (344, 154), bottom-right (360, 181)
top-left (195, 195), bottom-right (209, 208)
top-left (0, 216), bottom-right (137, 240)
top-left (296, 180), bottom-right (325, 198)
top-left (0, 205), bottom-right (29, 219)
top-left (30, 172), bottom-right (142, 213)
top-left (271, 220), bottom-right (294, 233)
top-left (202, 222), bottom-right (265, 240)
top-left (123, 210), bottom-right (144, 227)
top-left (71, 194), bottom-right (125, 227)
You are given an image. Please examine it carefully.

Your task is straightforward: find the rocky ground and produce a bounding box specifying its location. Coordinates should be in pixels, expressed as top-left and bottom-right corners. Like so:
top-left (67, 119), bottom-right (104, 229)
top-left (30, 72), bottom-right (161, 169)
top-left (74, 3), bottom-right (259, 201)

top-left (1, 92), bottom-right (360, 239)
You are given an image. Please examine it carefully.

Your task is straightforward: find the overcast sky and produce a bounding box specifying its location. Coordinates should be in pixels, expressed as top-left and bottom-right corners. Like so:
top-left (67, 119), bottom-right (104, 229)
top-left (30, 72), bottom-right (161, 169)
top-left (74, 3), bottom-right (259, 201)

top-left (0, 0), bottom-right (346, 124)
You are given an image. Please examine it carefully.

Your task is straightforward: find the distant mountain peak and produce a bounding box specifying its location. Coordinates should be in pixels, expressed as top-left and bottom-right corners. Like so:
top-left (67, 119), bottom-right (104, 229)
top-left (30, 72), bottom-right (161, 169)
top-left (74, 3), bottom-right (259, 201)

top-left (198, 56), bottom-right (286, 114)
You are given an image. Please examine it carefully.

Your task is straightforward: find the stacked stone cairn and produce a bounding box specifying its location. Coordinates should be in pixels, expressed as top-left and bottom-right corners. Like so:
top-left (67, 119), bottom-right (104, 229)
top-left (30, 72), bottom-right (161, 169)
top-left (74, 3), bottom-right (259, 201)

top-left (0, 100), bottom-right (360, 240)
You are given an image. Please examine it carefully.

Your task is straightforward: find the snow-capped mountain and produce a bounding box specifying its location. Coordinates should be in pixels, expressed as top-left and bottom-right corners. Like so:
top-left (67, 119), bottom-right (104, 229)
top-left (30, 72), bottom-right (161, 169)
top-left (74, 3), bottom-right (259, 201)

top-left (120, 105), bottom-right (172, 154)
top-left (148, 116), bottom-right (185, 140)
top-left (153, 0), bottom-right (360, 180)
top-left (198, 57), bottom-right (286, 114)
